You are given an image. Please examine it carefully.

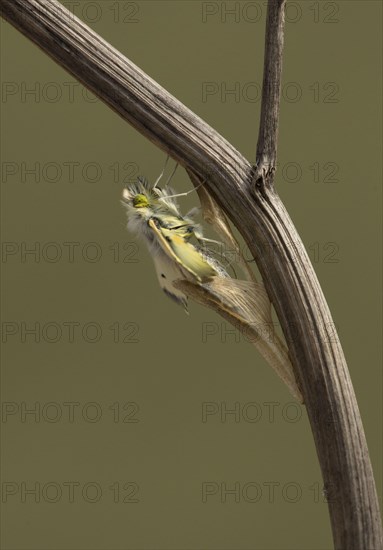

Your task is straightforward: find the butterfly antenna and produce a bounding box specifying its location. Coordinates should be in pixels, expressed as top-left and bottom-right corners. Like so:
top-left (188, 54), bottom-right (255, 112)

top-left (153, 155), bottom-right (170, 189)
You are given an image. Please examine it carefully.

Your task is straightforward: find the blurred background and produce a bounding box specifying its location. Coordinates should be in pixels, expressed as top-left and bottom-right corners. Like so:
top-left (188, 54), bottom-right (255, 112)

top-left (1, 1), bottom-right (382, 549)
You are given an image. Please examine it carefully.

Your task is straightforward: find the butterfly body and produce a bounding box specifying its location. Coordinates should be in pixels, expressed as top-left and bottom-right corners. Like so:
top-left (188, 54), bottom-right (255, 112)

top-left (122, 176), bottom-right (224, 311)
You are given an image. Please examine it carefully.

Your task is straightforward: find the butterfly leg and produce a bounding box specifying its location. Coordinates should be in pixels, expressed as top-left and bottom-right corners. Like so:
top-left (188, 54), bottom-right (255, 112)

top-left (162, 177), bottom-right (208, 200)
top-left (165, 162), bottom-right (179, 187)
top-left (153, 155), bottom-right (170, 189)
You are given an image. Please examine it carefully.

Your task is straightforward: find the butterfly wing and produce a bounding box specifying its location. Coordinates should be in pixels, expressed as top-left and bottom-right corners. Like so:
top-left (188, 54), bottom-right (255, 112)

top-left (148, 219), bottom-right (217, 283)
top-left (151, 253), bottom-right (189, 312)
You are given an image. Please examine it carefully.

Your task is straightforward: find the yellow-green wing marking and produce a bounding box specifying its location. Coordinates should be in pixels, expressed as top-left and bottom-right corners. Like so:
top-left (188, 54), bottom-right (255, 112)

top-left (161, 227), bottom-right (216, 282)
top-left (148, 219), bottom-right (216, 282)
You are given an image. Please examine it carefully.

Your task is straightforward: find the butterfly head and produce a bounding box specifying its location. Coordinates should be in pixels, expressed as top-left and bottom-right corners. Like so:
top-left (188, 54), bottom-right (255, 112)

top-left (123, 177), bottom-right (148, 202)
top-left (122, 178), bottom-right (157, 217)
top-left (132, 193), bottom-right (150, 209)
top-left (122, 175), bottom-right (181, 218)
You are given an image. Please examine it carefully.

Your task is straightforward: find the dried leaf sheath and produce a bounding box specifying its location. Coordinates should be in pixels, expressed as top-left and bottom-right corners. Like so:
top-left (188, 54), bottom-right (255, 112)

top-left (175, 278), bottom-right (303, 402)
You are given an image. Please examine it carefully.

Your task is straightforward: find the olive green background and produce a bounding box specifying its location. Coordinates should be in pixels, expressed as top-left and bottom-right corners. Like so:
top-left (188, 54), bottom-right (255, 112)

top-left (1, 1), bottom-right (382, 549)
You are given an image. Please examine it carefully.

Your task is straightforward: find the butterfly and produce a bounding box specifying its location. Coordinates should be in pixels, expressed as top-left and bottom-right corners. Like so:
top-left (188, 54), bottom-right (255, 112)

top-left (121, 161), bottom-right (226, 312)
